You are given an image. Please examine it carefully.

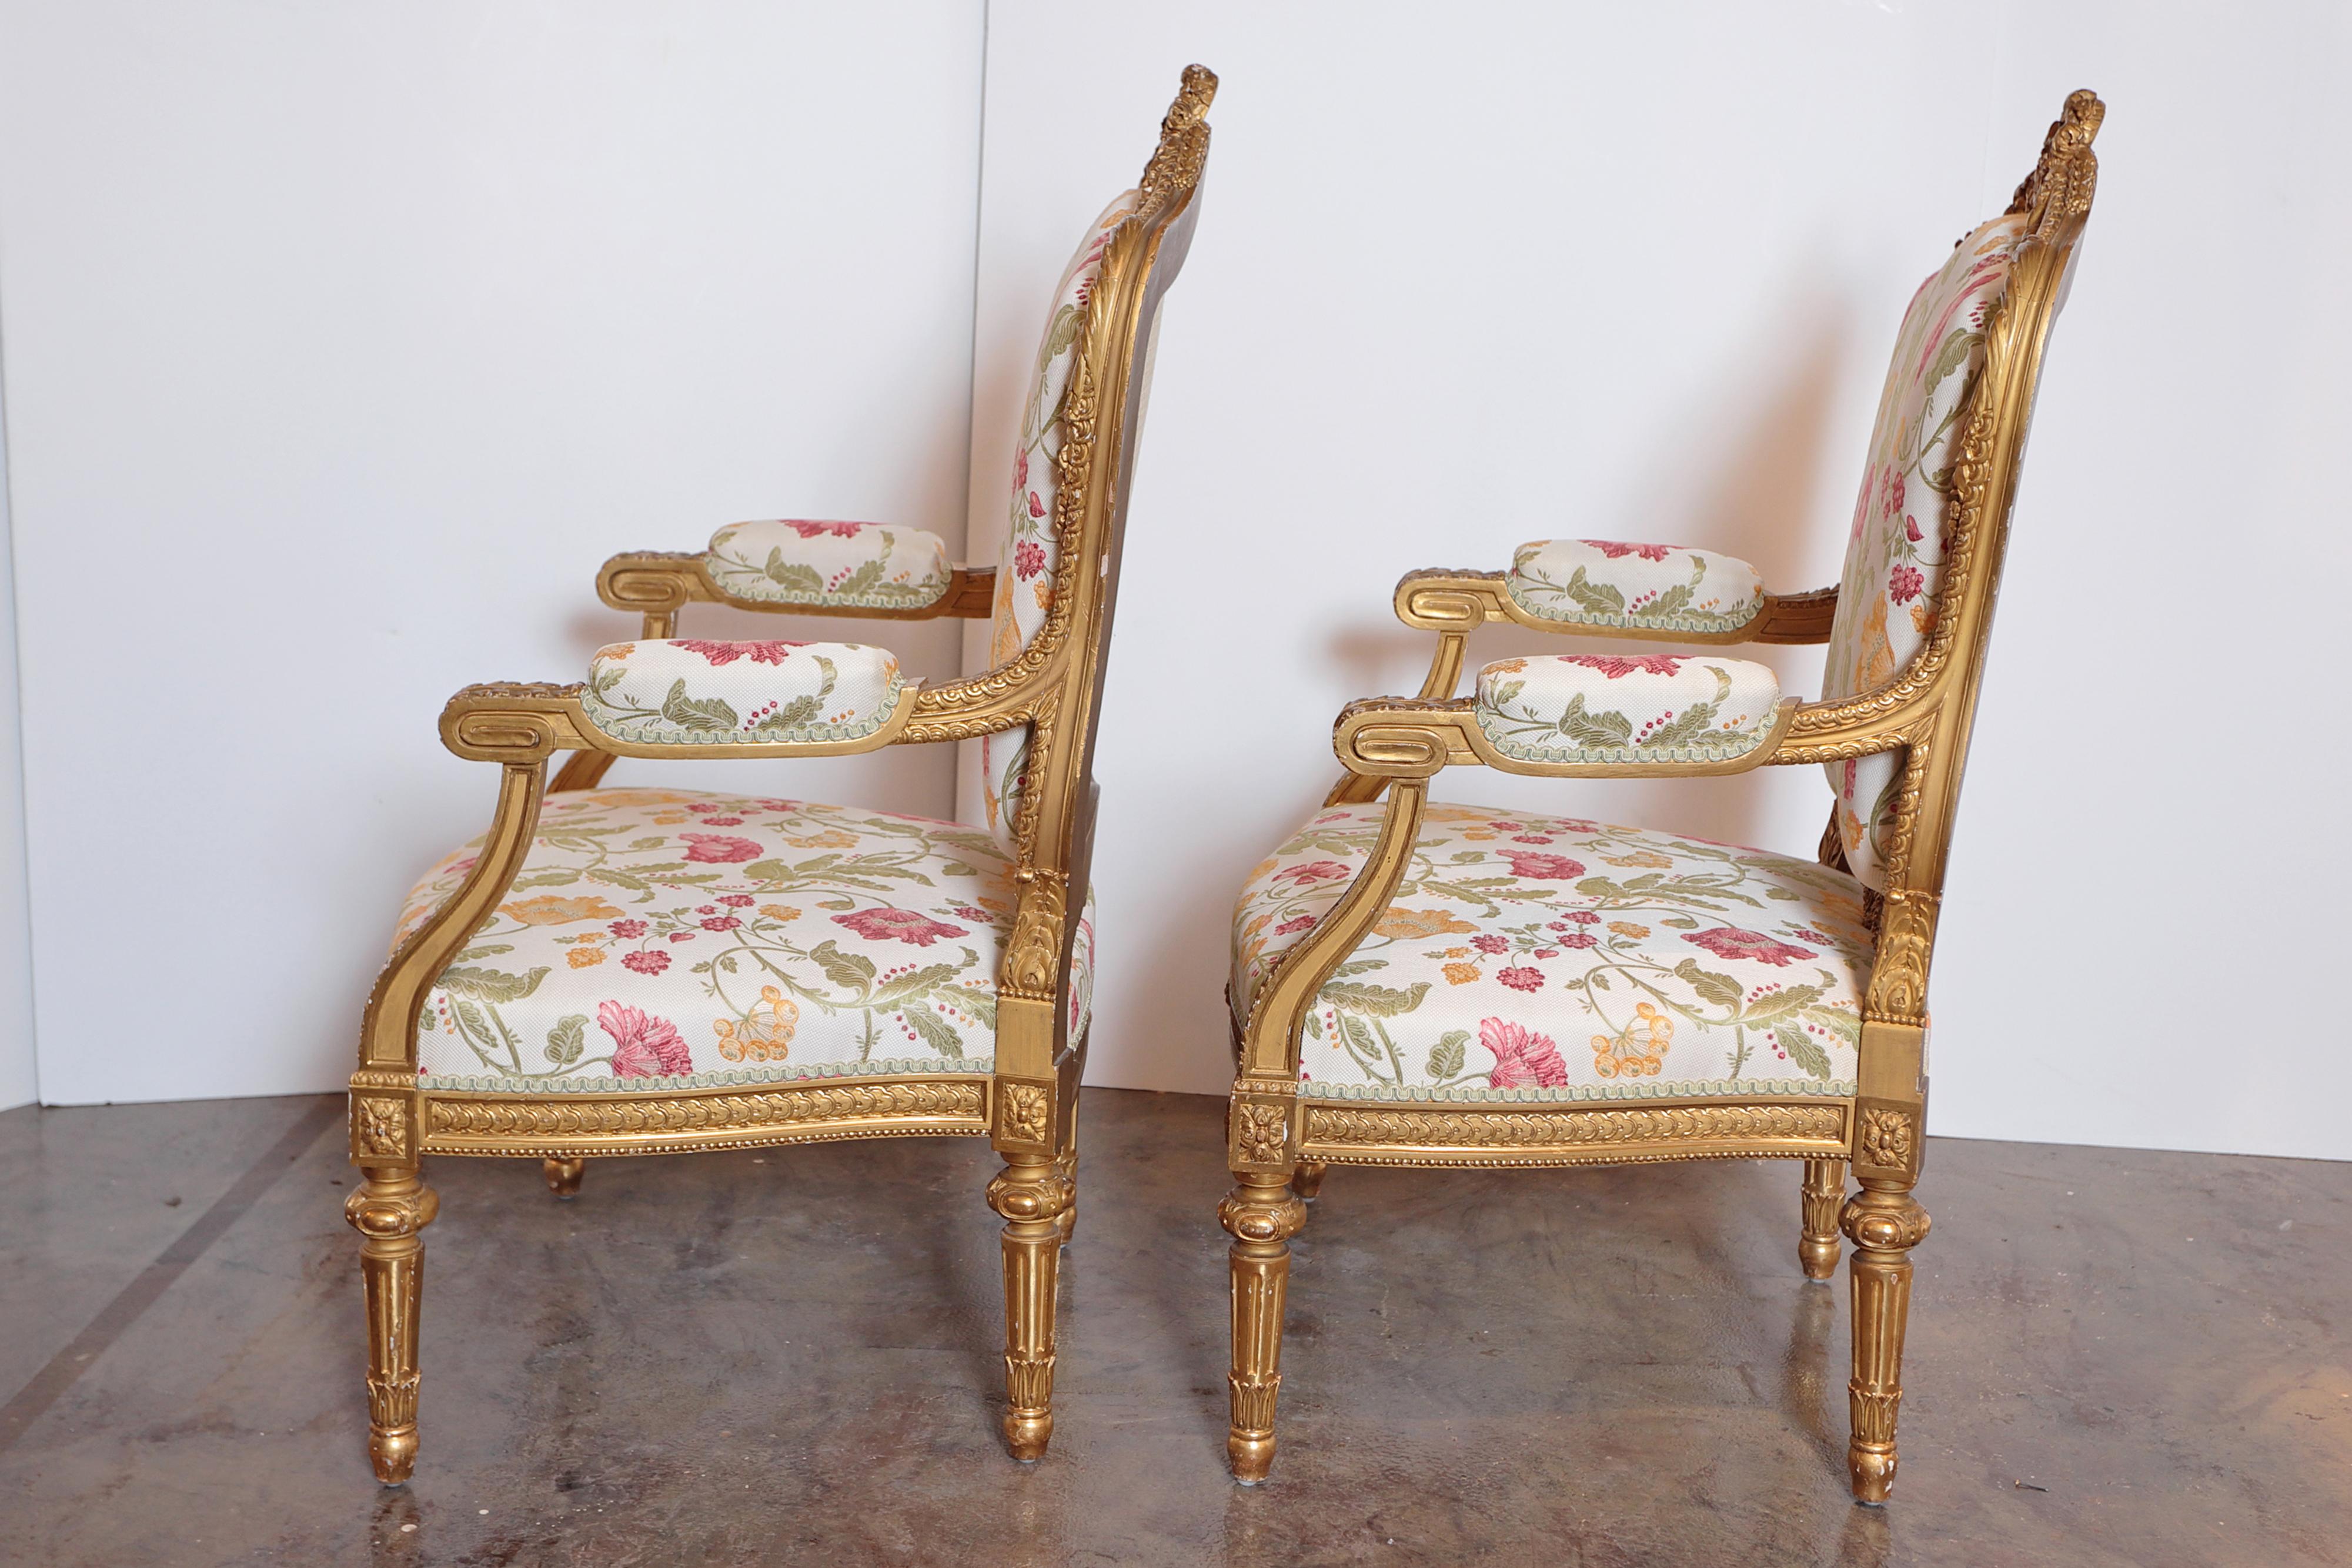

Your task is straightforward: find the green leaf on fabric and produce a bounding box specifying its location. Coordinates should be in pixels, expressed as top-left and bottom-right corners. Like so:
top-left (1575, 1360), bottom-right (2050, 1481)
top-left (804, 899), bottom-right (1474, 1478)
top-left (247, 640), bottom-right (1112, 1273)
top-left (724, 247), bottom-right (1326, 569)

top-left (508, 868), bottom-right (582, 890)
top-left (1044, 302), bottom-right (1081, 359)
top-left (1318, 980), bottom-right (1430, 1018)
top-left (1803, 1005), bottom-right (1861, 1044)
top-left (809, 940), bottom-right (877, 992)
top-left (1563, 566), bottom-right (1625, 615)
top-left (1426, 1029), bottom-right (1469, 1081)
top-left (1486, 678), bottom-right (1525, 710)
top-left (1775, 1024), bottom-right (1833, 1079)
top-left (873, 962), bottom-right (964, 1007)
top-left (660, 678), bottom-right (738, 732)
top-left (544, 1014), bottom-right (587, 1066)
top-left (899, 1001), bottom-right (963, 1059)
top-left (1741, 984), bottom-right (1825, 1024)
top-left (950, 986), bottom-right (995, 1028)
top-left (437, 965), bottom-right (549, 1003)
top-left (754, 696), bottom-right (824, 731)
top-left (1302, 1011), bottom-right (1322, 1039)
top-left (452, 998), bottom-right (492, 1042)
top-left (453, 944), bottom-right (512, 962)
top-left (762, 550), bottom-right (826, 596)
top-left (834, 560), bottom-right (884, 597)
top-left (1673, 958), bottom-right (1745, 1008)
top-left (1328, 959), bottom-right (1385, 979)
top-left (1338, 1013), bottom-right (1378, 1063)
top-left (1560, 692), bottom-right (1635, 748)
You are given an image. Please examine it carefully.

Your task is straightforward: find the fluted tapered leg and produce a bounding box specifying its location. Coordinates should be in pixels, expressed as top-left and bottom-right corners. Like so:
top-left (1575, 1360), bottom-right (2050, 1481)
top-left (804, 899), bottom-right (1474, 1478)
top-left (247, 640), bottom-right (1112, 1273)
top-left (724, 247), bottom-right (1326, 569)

top-left (1291, 1159), bottom-right (1327, 1201)
top-left (1842, 1183), bottom-right (1930, 1503)
top-left (1220, 1172), bottom-right (1308, 1483)
top-left (345, 1167), bottom-right (440, 1485)
top-left (1799, 1158), bottom-right (1845, 1280)
top-left (988, 1155), bottom-right (1074, 1460)
top-left (542, 1157), bottom-right (585, 1199)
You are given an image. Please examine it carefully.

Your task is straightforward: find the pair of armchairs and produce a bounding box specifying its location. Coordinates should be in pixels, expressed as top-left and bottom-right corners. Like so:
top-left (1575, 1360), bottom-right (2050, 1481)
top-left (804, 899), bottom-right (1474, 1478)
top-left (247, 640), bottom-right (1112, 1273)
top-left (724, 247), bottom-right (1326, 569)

top-left (346, 70), bottom-right (2102, 1510)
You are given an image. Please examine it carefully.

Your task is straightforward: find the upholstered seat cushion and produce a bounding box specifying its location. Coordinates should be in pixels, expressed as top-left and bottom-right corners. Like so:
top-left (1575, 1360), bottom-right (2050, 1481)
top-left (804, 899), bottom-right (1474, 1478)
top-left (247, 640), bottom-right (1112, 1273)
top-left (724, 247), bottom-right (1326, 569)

top-left (396, 788), bottom-right (1095, 1091)
top-left (1475, 654), bottom-right (1783, 765)
top-left (1231, 801), bottom-right (1871, 1102)
top-left (704, 519), bottom-right (954, 610)
top-left (579, 638), bottom-right (904, 745)
top-left (1506, 539), bottom-right (1765, 634)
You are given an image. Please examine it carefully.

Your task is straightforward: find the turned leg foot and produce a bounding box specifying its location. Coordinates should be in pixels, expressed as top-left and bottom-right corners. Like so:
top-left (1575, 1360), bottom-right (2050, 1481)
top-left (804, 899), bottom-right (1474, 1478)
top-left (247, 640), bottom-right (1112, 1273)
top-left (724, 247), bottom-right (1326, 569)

top-left (1220, 1172), bottom-right (1308, 1484)
top-left (543, 1157), bottom-right (585, 1199)
top-left (1842, 1183), bottom-right (1930, 1503)
top-left (1799, 1158), bottom-right (1845, 1280)
top-left (988, 1156), bottom-right (1074, 1460)
top-left (345, 1167), bottom-right (439, 1485)
top-left (1291, 1159), bottom-right (1327, 1201)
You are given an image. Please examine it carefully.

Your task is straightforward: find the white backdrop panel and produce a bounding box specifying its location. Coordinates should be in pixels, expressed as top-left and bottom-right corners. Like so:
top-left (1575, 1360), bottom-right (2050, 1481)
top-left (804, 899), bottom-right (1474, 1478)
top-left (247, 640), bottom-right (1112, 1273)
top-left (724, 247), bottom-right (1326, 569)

top-left (0, 0), bottom-right (985, 1104)
top-left (964, 2), bottom-right (2352, 1158)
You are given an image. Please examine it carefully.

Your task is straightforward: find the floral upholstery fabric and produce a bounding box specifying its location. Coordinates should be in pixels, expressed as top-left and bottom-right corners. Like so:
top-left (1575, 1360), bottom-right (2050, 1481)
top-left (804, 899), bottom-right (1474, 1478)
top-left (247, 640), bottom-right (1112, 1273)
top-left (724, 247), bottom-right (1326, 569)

top-left (1231, 801), bottom-right (1870, 1102)
top-left (980, 192), bottom-right (1138, 852)
top-left (397, 788), bottom-right (1097, 1089)
top-left (1474, 654), bottom-right (1782, 765)
top-left (1822, 213), bottom-right (2029, 889)
top-left (704, 519), bottom-right (953, 611)
top-left (1506, 539), bottom-right (1764, 635)
top-left (579, 638), bottom-right (903, 747)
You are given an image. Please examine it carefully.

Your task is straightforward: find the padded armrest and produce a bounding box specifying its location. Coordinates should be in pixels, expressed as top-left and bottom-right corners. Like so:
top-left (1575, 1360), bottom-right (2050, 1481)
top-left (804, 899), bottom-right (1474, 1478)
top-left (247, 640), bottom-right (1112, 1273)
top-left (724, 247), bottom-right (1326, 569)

top-left (1474, 653), bottom-right (1782, 765)
top-left (1506, 539), bottom-right (1765, 635)
top-left (580, 638), bottom-right (906, 746)
top-left (704, 519), bottom-right (954, 611)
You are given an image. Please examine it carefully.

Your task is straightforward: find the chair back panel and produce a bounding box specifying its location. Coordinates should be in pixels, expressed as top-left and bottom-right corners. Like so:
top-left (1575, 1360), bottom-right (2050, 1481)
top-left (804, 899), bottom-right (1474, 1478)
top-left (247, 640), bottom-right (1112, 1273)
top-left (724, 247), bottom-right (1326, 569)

top-left (1820, 213), bottom-right (2030, 890)
top-left (981, 193), bottom-right (1140, 851)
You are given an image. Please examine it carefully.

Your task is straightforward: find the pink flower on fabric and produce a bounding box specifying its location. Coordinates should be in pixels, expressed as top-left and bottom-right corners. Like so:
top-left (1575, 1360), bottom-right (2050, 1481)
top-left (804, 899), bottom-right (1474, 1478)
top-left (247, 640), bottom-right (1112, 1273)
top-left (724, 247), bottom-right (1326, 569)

top-left (1887, 565), bottom-right (1926, 604)
top-left (701, 916), bottom-right (740, 932)
top-left (1512, 835), bottom-right (1554, 845)
top-left (1500, 851), bottom-right (1586, 880)
top-left (831, 908), bottom-right (969, 947)
top-left (621, 950), bottom-right (670, 976)
top-left (701, 816), bottom-right (743, 827)
top-left (610, 919), bottom-right (647, 938)
top-left (1566, 911), bottom-right (1601, 924)
top-left (676, 640), bottom-right (803, 667)
top-left (1275, 860), bottom-right (1351, 886)
top-left (1558, 934), bottom-right (1598, 950)
top-left (1682, 927), bottom-right (1817, 967)
top-left (1274, 915), bottom-right (1318, 936)
top-left (1469, 934), bottom-right (1509, 955)
top-left (667, 931), bottom-right (696, 943)
top-left (786, 521), bottom-right (865, 539)
top-left (717, 894), bottom-right (756, 908)
top-left (1565, 654), bottom-right (1685, 680)
top-left (1884, 472), bottom-right (1906, 519)
top-left (1027, 492), bottom-right (1045, 519)
top-left (1482, 1018), bottom-right (1569, 1088)
top-left (1584, 540), bottom-right (1676, 561)
top-left (680, 834), bottom-right (763, 863)
top-left (1014, 540), bottom-right (1048, 580)
top-left (1496, 966), bottom-right (1545, 992)
top-left (600, 1000), bottom-right (693, 1077)
top-left (1904, 515), bottom-right (1923, 543)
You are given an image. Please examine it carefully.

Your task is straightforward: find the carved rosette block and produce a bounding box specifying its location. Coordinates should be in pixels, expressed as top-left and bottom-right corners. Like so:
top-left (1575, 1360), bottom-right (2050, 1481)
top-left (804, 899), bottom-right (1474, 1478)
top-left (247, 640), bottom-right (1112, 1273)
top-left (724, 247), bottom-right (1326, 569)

top-left (1219, 1174), bottom-right (1309, 1483)
top-left (987, 1158), bottom-right (1075, 1461)
top-left (1799, 1158), bottom-right (1846, 1281)
top-left (1840, 1186), bottom-right (1930, 1503)
top-left (1855, 1102), bottom-right (1922, 1180)
top-left (995, 1079), bottom-right (1054, 1149)
top-left (1228, 1094), bottom-right (1295, 1173)
top-left (344, 1169), bottom-right (440, 1485)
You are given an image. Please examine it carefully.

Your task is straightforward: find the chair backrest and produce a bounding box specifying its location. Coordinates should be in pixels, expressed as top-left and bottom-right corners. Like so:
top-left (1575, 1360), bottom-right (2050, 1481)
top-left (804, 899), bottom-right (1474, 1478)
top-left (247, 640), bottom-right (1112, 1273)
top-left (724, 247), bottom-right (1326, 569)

top-left (978, 69), bottom-right (1213, 864)
top-left (1819, 92), bottom-right (2102, 894)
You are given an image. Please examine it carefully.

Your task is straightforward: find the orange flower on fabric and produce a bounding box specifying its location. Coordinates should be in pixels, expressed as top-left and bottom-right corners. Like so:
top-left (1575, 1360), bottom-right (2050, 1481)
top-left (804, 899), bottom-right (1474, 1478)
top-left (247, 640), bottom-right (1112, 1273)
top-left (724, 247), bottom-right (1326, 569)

top-left (1374, 906), bottom-right (1478, 941)
top-left (1441, 962), bottom-right (1481, 986)
top-left (502, 895), bottom-right (626, 925)
top-left (566, 947), bottom-right (606, 969)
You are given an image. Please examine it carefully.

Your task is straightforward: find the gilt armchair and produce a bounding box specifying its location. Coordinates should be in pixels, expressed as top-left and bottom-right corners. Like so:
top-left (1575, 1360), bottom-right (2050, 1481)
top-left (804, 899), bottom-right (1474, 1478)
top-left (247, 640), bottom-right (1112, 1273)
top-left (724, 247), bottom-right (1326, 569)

top-left (1219, 92), bottom-right (2102, 1502)
top-left (345, 66), bottom-right (1216, 1484)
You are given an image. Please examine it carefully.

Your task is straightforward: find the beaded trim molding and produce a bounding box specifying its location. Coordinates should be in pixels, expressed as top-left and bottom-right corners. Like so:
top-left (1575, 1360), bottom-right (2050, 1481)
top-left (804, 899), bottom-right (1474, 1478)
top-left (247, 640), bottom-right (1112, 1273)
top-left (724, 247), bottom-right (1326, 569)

top-left (1299, 1075), bottom-right (1856, 1105)
top-left (417, 1054), bottom-right (994, 1094)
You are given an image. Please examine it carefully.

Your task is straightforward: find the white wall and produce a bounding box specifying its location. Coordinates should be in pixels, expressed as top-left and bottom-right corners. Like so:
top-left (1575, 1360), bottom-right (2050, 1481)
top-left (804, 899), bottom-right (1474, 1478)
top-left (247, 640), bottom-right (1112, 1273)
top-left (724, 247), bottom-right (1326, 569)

top-left (0, 321), bottom-right (35, 1110)
top-left (0, 1), bottom-right (985, 1104)
top-left (969, 2), bottom-right (2352, 1159)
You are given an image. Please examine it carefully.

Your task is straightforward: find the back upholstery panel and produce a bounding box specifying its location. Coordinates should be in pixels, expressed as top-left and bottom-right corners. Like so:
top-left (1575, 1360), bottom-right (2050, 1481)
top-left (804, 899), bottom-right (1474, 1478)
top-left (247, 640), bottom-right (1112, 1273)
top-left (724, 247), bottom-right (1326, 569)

top-left (1820, 213), bottom-right (2029, 890)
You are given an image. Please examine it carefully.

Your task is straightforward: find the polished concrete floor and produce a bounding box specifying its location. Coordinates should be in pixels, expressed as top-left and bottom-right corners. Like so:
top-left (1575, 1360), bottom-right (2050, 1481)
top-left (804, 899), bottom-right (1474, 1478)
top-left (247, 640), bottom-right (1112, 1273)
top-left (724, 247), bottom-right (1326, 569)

top-left (0, 1089), bottom-right (2346, 1567)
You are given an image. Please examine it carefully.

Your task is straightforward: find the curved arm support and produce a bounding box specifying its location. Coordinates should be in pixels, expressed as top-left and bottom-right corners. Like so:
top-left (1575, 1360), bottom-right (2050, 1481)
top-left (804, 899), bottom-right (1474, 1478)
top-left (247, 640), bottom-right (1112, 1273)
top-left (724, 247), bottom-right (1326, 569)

top-left (1325, 632), bottom-right (1469, 807)
top-left (1238, 781), bottom-right (1428, 1081)
top-left (594, 550), bottom-right (994, 623)
top-left (357, 760), bottom-right (546, 1074)
top-left (1392, 570), bottom-right (1840, 646)
top-left (440, 680), bottom-right (921, 764)
top-left (1332, 696), bottom-right (1802, 781)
